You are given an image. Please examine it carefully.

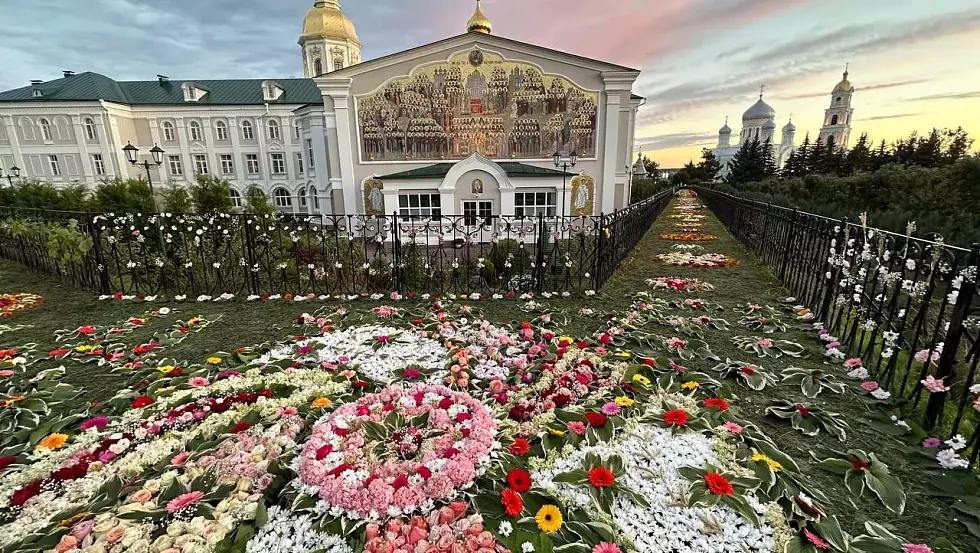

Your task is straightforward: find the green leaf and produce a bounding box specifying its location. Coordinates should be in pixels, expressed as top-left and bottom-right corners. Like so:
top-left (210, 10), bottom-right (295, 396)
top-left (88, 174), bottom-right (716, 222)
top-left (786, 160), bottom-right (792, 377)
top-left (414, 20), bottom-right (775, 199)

top-left (864, 470), bottom-right (906, 514)
top-left (819, 459), bottom-right (853, 475)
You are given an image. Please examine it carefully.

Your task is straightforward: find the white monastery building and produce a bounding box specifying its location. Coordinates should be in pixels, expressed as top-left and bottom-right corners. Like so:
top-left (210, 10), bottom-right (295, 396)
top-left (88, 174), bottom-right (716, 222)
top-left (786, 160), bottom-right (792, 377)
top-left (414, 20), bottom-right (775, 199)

top-left (0, 0), bottom-right (644, 217)
top-left (712, 69), bottom-right (856, 179)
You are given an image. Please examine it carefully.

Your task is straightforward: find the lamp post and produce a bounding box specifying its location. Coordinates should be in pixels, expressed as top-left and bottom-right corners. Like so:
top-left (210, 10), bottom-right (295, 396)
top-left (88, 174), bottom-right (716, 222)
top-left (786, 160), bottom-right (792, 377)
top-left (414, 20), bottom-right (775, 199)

top-left (552, 150), bottom-right (578, 217)
top-left (122, 142), bottom-right (164, 209)
top-left (0, 166), bottom-right (20, 188)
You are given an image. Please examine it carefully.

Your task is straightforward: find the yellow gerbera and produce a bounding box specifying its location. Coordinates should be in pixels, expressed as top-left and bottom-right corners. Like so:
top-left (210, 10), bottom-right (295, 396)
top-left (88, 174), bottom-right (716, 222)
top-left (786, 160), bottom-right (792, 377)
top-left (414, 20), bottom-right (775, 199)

top-left (36, 433), bottom-right (70, 451)
top-left (311, 397), bottom-right (332, 408)
top-left (74, 345), bottom-right (94, 353)
top-left (188, 317), bottom-right (203, 326)
top-left (206, 357), bottom-right (222, 365)
top-left (535, 504), bottom-right (563, 533)
top-left (546, 427), bottom-right (566, 437)
top-left (613, 352), bottom-right (632, 358)
top-left (615, 396), bottom-right (635, 407)
top-left (632, 374), bottom-right (651, 385)
top-left (752, 453), bottom-right (783, 472)
top-left (559, 336), bottom-right (576, 345)
top-left (681, 381), bottom-right (700, 390)
top-left (158, 365), bottom-right (176, 374)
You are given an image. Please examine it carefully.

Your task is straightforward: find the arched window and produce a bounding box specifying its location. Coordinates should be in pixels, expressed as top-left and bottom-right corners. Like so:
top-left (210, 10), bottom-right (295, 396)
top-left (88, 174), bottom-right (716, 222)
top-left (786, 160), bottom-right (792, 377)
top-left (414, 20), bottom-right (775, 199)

top-left (162, 121), bottom-right (176, 142)
top-left (189, 121), bottom-right (203, 141)
top-left (310, 185), bottom-right (320, 210)
top-left (215, 121), bottom-right (228, 141)
top-left (827, 134), bottom-right (836, 148)
top-left (273, 188), bottom-right (292, 207)
top-left (334, 57), bottom-right (344, 71)
top-left (241, 120), bottom-right (254, 140)
top-left (267, 119), bottom-right (281, 140)
top-left (299, 186), bottom-right (308, 208)
top-left (293, 121), bottom-right (301, 140)
top-left (831, 114), bottom-right (839, 125)
top-left (20, 118), bottom-right (35, 140)
top-left (313, 58), bottom-right (323, 76)
top-left (39, 118), bottom-right (52, 141)
top-left (84, 118), bottom-right (97, 141)
top-left (229, 189), bottom-right (242, 208)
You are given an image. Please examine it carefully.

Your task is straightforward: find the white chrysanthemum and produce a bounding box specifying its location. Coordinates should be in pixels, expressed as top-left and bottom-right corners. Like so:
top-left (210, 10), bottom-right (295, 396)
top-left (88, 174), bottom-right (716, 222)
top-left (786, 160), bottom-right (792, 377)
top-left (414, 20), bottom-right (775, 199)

top-left (247, 506), bottom-right (353, 553)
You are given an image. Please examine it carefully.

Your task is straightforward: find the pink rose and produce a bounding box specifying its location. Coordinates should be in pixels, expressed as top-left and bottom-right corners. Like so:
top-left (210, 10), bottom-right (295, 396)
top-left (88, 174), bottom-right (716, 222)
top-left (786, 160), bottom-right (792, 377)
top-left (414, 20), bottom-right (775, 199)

top-left (921, 375), bottom-right (950, 393)
top-left (55, 535), bottom-right (78, 553)
top-left (450, 501), bottom-right (468, 519)
top-left (70, 520), bottom-right (95, 542)
top-left (436, 532), bottom-right (455, 550)
top-left (406, 526), bottom-right (428, 546)
top-left (129, 489), bottom-right (154, 504)
top-left (476, 532), bottom-right (495, 549)
top-left (438, 506), bottom-right (455, 525)
top-left (757, 338), bottom-right (774, 348)
top-left (861, 381), bottom-right (880, 392)
top-left (106, 526), bottom-right (125, 544)
top-left (387, 519), bottom-right (404, 536)
top-left (366, 525), bottom-right (381, 541)
top-left (844, 358), bottom-right (863, 369)
top-left (410, 516), bottom-right (428, 530)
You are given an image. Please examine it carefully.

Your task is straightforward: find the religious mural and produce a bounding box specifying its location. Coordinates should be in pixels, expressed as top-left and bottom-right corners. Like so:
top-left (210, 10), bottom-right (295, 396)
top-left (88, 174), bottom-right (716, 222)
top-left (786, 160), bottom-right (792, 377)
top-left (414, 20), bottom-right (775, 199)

top-left (569, 173), bottom-right (595, 216)
top-left (357, 49), bottom-right (599, 162)
top-left (363, 178), bottom-right (384, 215)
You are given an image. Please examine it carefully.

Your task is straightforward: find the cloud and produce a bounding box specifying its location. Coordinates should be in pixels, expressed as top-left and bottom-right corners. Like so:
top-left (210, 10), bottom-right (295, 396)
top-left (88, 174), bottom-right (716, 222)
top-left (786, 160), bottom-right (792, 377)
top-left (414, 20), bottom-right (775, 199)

top-left (903, 90), bottom-right (980, 102)
top-left (636, 132), bottom-right (716, 151)
top-left (777, 79), bottom-right (930, 100)
top-left (859, 113), bottom-right (923, 122)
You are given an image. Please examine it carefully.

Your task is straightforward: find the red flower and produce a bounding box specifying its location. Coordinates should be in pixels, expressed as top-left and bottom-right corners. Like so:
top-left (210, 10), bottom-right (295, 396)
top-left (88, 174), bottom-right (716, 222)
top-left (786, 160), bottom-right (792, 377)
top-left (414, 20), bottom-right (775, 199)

top-left (585, 412), bottom-right (608, 427)
top-left (315, 444), bottom-right (333, 460)
top-left (0, 455), bottom-right (16, 471)
top-left (131, 396), bottom-right (154, 409)
top-left (642, 358), bottom-right (656, 367)
top-left (500, 488), bottom-right (524, 516)
top-left (794, 404), bottom-right (811, 418)
top-left (804, 530), bottom-right (831, 550)
top-left (48, 348), bottom-right (70, 357)
top-left (78, 325), bottom-right (96, 335)
top-left (10, 480), bottom-right (42, 507)
top-left (703, 397), bottom-right (730, 411)
top-left (506, 468), bottom-right (532, 492)
top-left (416, 466), bottom-right (432, 479)
top-left (704, 472), bottom-right (735, 496)
top-left (849, 459), bottom-right (871, 471)
top-left (392, 474), bottom-right (409, 489)
top-left (232, 422), bottom-right (250, 433)
top-left (587, 466), bottom-right (615, 488)
top-left (740, 367), bottom-right (756, 376)
top-left (509, 438), bottom-right (531, 456)
top-left (664, 409), bottom-right (689, 426)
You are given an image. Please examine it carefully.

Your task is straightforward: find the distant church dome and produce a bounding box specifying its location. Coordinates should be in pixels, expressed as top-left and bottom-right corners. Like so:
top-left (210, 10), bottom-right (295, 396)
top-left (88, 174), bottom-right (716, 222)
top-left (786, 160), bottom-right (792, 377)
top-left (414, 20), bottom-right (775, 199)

top-left (300, 0), bottom-right (360, 46)
top-left (467, 0), bottom-right (493, 34)
top-left (719, 118), bottom-right (731, 134)
top-left (762, 119), bottom-right (776, 130)
top-left (782, 120), bottom-right (796, 132)
top-left (833, 68), bottom-right (854, 93)
top-left (743, 96), bottom-right (775, 121)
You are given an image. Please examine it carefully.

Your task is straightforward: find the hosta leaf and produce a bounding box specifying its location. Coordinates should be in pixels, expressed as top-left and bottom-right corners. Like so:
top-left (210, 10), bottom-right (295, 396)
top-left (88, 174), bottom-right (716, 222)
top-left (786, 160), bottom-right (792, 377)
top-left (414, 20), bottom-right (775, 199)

top-left (865, 469), bottom-right (906, 514)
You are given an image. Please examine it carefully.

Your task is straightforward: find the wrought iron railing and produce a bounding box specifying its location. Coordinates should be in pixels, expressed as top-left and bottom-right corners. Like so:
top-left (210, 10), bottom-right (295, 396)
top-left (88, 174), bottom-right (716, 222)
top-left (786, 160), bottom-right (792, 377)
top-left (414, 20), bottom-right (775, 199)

top-left (0, 189), bottom-right (673, 299)
top-left (696, 186), bottom-right (980, 465)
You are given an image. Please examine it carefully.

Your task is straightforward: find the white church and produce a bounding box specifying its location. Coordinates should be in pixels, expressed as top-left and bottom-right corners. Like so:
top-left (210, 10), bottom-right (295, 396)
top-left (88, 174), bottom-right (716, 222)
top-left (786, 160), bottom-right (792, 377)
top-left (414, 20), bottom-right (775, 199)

top-left (712, 70), bottom-right (856, 179)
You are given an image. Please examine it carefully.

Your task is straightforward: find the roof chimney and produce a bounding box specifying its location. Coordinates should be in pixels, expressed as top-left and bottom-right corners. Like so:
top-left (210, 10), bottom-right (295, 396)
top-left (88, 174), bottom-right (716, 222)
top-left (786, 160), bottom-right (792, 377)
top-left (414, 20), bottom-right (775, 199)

top-left (30, 80), bottom-right (43, 86)
top-left (63, 71), bottom-right (75, 78)
top-left (157, 75), bottom-right (170, 84)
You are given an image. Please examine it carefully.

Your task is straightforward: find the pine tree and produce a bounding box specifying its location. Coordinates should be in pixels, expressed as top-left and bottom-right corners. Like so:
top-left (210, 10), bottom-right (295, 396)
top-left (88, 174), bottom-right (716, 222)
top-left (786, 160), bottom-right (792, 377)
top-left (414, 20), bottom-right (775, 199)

top-left (913, 128), bottom-right (944, 168)
top-left (783, 134), bottom-right (811, 177)
top-left (808, 137), bottom-right (826, 174)
top-left (761, 139), bottom-right (778, 178)
top-left (943, 127), bottom-right (973, 163)
top-left (844, 133), bottom-right (872, 175)
top-left (695, 149), bottom-right (723, 181)
top-left (725, 138), bottom-right (766, 185)
top-left (870, 139), bottom-right (891, 170)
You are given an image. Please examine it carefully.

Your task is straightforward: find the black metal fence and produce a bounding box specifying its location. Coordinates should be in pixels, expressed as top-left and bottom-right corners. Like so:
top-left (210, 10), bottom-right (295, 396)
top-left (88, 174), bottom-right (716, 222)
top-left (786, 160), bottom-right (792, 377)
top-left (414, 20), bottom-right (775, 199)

top-left (696, 186), bottom-right (980, 464)
top-left (0, 190), bottom-right (672, 299)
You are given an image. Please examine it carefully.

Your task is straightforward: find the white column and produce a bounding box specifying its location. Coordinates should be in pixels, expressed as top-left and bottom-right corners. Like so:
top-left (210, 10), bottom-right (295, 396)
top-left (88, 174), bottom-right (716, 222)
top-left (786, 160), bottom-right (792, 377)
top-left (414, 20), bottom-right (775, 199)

top-left (229, 116), bottom-right (244, 184)
top-left (70, 115), bottom-right (94, 183)
top-left (95, 109), bottom-right (118, 180)
top-left (599, 74), bottom-right (636, 213)
top-left (174, 117), bottom-right (193, 182)
top-left (317, 79), bottom-right (357, 215)
top-left (1, 115), bottom-right (26, 173)
top-left (308, 114), bottom-right (331, 214)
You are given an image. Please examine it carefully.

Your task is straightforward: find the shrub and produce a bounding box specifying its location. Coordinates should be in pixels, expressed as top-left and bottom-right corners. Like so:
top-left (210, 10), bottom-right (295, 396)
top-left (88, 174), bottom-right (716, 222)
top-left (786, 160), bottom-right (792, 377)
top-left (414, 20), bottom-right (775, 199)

top-left (246, 185), bottom-right (275, 215)
top-left (90, 178), bottom-right (154, 213)
top-left (162, 185), bottom-right (192, 214)
top-left (190, 174), bottom-right (233, 213)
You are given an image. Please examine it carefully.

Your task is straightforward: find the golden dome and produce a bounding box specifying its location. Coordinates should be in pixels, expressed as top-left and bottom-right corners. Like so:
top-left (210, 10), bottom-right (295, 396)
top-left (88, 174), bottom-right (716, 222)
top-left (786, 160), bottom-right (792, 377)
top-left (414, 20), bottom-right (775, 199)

top-left (467, 0), bottom-right (492, 34)
top-left (833, 67), bottom-right (854, 93)
top-left (299, 0), bottom-right (360, 46)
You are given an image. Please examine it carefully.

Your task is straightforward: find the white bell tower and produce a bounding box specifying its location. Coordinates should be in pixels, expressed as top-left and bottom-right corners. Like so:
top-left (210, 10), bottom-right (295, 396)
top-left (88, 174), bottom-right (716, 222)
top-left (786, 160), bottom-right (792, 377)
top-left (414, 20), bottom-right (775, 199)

top-left (818, 66), bottom-right (855, 149)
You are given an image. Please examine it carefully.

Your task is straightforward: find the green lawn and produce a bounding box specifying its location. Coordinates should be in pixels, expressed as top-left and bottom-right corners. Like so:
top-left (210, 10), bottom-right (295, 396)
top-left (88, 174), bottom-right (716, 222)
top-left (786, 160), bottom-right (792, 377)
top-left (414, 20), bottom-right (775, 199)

top-left (0, 198), bottom-right (973, 551)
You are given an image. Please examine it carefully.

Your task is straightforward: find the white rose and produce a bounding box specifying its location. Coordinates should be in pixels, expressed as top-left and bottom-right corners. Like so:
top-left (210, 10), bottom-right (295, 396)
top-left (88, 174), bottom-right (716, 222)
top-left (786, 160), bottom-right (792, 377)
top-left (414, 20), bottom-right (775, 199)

top-left (144, 480), bottom-right (162, 493)
top-left (129, 539), bottom-right (151, 553)
top-left (188, 517), bottom-right (209, 537)
top-left (166, 522), bottom-right (187, 537)
top-left (151, 535), bottom-right (173, 551)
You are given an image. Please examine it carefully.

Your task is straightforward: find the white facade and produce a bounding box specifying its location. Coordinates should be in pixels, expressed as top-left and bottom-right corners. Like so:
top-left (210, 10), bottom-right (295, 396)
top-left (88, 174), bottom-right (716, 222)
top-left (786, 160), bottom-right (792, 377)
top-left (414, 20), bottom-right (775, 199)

top-left (818, 69), bottom-right (855, 149)
top-left (712, 93), bottom-right (795, 179)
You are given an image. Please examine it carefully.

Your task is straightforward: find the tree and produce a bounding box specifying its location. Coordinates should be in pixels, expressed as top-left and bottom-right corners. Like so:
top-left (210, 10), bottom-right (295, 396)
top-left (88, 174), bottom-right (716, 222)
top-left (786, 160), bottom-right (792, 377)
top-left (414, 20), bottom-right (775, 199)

top-left (246, 185), bottom-right (274, 215)
top-left (782, 134), bottom-right (811, 178)
top-left (190, 174), bottom-right (234, 213)
top-left (869, 139), bottom-right (891, 171)
top-left (726, 138), bottom-right (772, 185)
top-left (91, 178), bottom-right (154, 213)
top-left (642, 156), bottom-right (660, 180)
top-left (943, 127), bottom-right (973, 163)
top-left (695, 149), bottom-right (722, 181)
top-left (162, 184), bottom-right (192, 214)
top-left (843, 133), bottom-right (872, 175)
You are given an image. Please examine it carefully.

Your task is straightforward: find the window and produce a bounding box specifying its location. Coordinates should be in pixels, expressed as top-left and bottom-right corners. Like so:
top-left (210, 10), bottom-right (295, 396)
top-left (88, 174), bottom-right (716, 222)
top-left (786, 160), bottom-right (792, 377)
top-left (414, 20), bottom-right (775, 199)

top-left (293, 122), bottom-right (301, 140)
top-left (313, 58), bottom-right (323, 76)
top-left (220, 154), bottom-right (235, 175)
top-left (193, 154), bottom-right (209, 175)
top-left (398, 194), bottom-right (441, 220)
top-left (168, 155), bottom-right (183, 176)
top-left (307, 139), bottom-right (315, 168)
top-left (241, 120), bottom-right (254, 140)
top-left (189, 121), bottom-right (203, 141)
top-left (295, 152), bottom-right (305, 174)
top-left (20, 119), bottom-right (36, 140)
top-left (334, 57), bottom-right (344, 71)
top-left (92, 154), bottom-right (106, 176)
top-left (245, 154), bottom-right (260, 175)
top-left (831, 114), bottom-right (839, 125)
top-left (273, 188), bottom-right (292, 207)
top-left (39, 118), bottom-right (52, 141)
top-left (267, 120), bottom-right (281, 140)
top-left (215, 121), bottom-right (228, 141)
top-left (310, 185), bottom-right (319, 209)
top-left (270, 153), bottom-right (286, 175)
top-left (48, 155), bottom-right (61, 176)
top-left (515, 192), bottom-right (557, 217)
top-left (836, 96), bottom-right (842, 104)
top-left (229, 189), bottom-right (242, 208)
top-left (463, 200), bottom-right (493, 226)
top-left (162, 121), bottom-right (176, 142)
top-left (299, 186), bottom-right (308, 207)
top-left (84, 118), bottom-right (97, 141)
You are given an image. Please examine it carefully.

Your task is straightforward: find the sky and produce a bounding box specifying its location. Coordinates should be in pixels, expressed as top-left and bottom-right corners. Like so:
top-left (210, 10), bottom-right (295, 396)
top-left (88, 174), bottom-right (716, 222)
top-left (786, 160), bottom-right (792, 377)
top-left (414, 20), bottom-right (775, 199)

top-left (1, 0), bottom-right (978, 167)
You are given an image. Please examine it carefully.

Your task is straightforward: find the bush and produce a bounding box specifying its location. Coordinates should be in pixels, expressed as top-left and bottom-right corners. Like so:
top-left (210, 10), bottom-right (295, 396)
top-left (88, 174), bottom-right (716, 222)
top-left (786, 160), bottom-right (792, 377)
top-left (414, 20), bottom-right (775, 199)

top-left (190, 174), bottom-right (233, 213)
top-left (0, 180), bottom-right (92, 211)
top-left (90, 178), bottom-right (154, 213)
top-left (162, 185), bottom-right (192, 214)
top-left (246, 185), bottom-right (274, 215)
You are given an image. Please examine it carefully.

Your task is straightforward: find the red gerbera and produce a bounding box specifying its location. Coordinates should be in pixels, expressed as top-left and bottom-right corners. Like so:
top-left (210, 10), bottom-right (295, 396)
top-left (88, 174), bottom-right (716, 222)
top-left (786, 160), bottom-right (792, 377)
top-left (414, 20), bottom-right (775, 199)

top-left (703, 397), bottom-right (730, 411)
top-left (794, 404), bottom-right (811, 417)
top-left (849, 459), bottom-right (871, 471)
top-left (509, 438), bottom-right (531, 456)
top-left (804, 530), bottom-right (831, 550)
top-left (0, 455), bottom-right (16, 471)
top-left (506, 468), bottom-right (532, 492)
top-left (587, 466), bottom-right (615, 488)
top-left (664, 409), bottom-right (689, 426)
top-left (500, 488), bottom-right (524, 516)
top-left (131, 395), bottom-right (154, 409)
top-left (232, 421), bottom-right (251, 433)
top-left (585, 412), bottom-right (608, 427)
top-left (740, 367), bottom-right (756, 376)
top-left (704, 472), bottom-right (735, 496)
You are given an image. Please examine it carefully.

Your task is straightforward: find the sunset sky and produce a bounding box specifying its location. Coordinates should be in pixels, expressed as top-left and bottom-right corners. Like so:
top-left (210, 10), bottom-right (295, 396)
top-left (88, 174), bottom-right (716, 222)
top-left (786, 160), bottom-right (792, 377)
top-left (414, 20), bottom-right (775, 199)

top-left (2, 0), bottom-right (978, 167)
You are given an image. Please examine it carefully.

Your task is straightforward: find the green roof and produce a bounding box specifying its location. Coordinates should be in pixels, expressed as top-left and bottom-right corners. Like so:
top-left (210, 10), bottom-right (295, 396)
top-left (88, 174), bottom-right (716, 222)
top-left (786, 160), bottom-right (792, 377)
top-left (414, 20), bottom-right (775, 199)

top-left (0, 72), bottom-right (323, 106)
top-left (379, 162), bottom-right (568, 180)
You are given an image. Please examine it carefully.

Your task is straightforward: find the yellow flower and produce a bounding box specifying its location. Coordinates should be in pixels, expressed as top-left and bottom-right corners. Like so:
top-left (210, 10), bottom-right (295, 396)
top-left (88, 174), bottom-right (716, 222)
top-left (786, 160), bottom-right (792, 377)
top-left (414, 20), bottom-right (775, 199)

top-left (752, 453), bottom-right (783, 472)
top-left (535, 504), bottom-right (563, 533)
top-left (681, 381), bottom-right (700, 391)
top-left (36, 433), bottom-right (70, 451)
top-left (615, 396), bottom-right (635, 407)
top-left (74, 345), bottom-right (94, 353)
top-left (188, 317), bottom-right (203, 326)
top-left (613, 352), bottom-right (632, 358)
top-left (206, 357), bottom-right (222, 365)
top-left (158, 365), bottom-right (176, 374)
top-left (459, 295), bottom-right (468, 300)
top-left (546, 427), bottom-right (566, 437)
top-left (632, 374), bottom-right (651, 386)
top-left (311, 397), bottom-right (332, 408)
top-left (559, 336), bottom-right (576, 344)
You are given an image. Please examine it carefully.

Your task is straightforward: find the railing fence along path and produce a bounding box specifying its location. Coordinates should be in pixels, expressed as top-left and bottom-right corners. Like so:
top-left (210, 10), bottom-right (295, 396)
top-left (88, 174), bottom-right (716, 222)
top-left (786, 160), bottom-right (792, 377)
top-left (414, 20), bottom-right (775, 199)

top-left (0, 189), bottom-right (673, 300)
top-left (696, 186), bottom-right (980, 465)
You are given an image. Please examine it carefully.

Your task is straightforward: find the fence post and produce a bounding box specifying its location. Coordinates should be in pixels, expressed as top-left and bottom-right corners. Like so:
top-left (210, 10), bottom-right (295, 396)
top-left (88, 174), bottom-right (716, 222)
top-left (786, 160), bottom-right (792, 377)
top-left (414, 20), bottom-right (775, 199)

top-left (593, 213), bottom-right (605, 290)
top-left (391, 212), bottom-right (402, 294)
top-left (243, 216), bottom-right (259, 295)
top-left (778, 207), bottom-right (799, 283)
top-left (819, 217), bottom-right (848, 319)
top-left (535, 213), bottom-right (546, 294)
top-left (87, 213), bottom-right (111, 295)
top-left (924, 243), bottom-right (980, 429)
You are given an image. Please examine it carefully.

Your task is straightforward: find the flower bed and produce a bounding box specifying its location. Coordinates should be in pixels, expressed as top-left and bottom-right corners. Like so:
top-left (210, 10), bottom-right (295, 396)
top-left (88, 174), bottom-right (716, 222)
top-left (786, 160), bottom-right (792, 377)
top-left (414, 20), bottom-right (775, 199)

top-left (659, 233), bottom-right (719, 242)
top-left (657, 252), bottom-right (740, 268)
top-left (0, 293), bottom-right (43, 318)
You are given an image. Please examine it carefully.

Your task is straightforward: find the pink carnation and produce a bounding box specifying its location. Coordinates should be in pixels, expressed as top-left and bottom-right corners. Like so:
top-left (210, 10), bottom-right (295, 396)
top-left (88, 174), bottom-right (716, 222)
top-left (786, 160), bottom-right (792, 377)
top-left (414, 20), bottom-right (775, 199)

top-left (188, 377), bottom-right (210, 388)
top-left (920, 376), bottom-right (950, 393)
top-left (861, 381), bottom-right (880, 392)
top-left (166, 491), bottom-right (204, 512)
top-left (601, 402), bottom-right (621, 416)
top-left (757, 338), bottom-right (774, 348)
top-left (722, 421), bottom-right (743, 434)
top-left (844, 358), bottom-right (863, 369)
top-left (914, 349), bottom-right (940, 364)
top-left (902, 545), bottom-right (933, 553)
top-left (171, 451), bottom-right (192, 466)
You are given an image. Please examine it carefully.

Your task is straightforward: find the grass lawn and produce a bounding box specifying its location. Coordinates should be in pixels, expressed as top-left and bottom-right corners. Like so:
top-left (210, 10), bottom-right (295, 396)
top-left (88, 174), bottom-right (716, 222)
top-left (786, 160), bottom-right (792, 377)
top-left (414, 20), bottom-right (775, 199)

top-left (1, 195), bottom-right (975, 552)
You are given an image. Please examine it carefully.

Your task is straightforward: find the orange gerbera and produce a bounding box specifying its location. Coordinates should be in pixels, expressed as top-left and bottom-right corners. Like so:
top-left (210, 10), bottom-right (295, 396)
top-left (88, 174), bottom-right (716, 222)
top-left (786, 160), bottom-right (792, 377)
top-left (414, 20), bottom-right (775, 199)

top-left (36, 433), bottom-right (70, 451)
top-left (311, 397), bottom-right (332, 408)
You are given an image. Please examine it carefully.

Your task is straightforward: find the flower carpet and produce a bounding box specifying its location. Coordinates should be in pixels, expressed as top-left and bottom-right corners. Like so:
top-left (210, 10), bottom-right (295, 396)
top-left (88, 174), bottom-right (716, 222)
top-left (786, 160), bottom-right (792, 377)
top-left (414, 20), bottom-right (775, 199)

top-left (0, 293), bottom-right (43, 318)
top-left (0, 192), bottom-right (976, 553)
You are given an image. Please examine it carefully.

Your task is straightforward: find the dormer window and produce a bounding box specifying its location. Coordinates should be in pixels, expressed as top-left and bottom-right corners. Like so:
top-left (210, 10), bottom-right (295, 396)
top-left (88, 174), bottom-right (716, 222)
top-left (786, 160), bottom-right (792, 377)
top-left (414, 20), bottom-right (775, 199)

top-left (182, 82), bottom-right (206, 102)
top-left (262, 81), bottom-right (283, 101)
top-left (32, 89), bottom-right (43, 98)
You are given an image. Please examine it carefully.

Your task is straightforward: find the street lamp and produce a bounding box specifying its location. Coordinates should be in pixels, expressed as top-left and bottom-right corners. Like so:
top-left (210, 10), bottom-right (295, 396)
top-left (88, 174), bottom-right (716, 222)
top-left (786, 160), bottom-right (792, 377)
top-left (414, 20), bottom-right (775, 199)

top-left (553, 150), bottom-right (578, 217)
top-left (123, 142), bottom-right (164, 209)
top-left (0, 166), bottom-right (20, 188)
